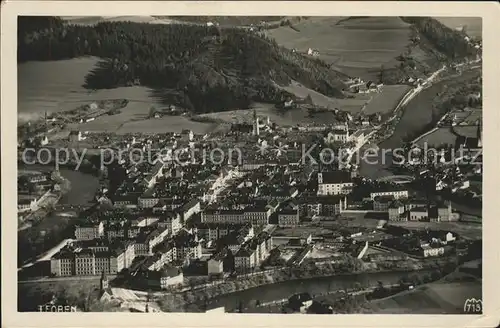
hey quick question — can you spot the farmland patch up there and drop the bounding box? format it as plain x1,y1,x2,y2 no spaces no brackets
363,85,411,115
415,127,457,147
267,17,414,81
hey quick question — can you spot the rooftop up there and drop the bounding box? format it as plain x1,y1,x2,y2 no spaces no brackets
374,195,395,203
319,171,352,184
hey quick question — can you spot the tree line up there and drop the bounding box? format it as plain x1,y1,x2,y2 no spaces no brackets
18,16,346,113
400,17,479,60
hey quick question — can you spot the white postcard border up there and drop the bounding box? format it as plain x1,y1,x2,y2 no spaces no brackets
2,1,500,327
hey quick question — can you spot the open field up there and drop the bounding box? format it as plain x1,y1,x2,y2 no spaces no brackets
60,16,177,26
157,16,285,27
453,125,480,138
18,57,216,134
319,214,386,230
18,57,168,120
389,221,482,240
199,103,340,127
363,279,481,314
435,17,482,39
113,116,217,135
352,231,392,243
273,226,333,238
463,108,482,125
199,84,374,128
307,247,339,259
281,81,371,113
267,17,413,81
363,246,390,256
415,127,457,147
279,249,298,262
199,79,375,127
18,57,102,121
363,85,411,115
65,97,216,135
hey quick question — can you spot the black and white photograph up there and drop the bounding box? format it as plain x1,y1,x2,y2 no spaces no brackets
5,2,496,321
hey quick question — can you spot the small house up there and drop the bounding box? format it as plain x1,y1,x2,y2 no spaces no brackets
288,293,313,313
68,131,85,142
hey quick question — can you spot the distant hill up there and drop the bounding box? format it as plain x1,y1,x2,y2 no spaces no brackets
267,16,480,84
18,16,348,114
158,16,286,26
18,16,479,114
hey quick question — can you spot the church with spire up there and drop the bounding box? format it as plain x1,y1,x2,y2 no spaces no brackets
99,270,113,302
252,109,260,136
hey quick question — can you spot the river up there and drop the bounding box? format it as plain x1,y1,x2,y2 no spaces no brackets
18,164,100,205
207,270,432,311
358,69,480,180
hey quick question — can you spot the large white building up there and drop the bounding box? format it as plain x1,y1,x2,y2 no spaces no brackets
75,222,104,240
317,171,354,196
370,189,408,200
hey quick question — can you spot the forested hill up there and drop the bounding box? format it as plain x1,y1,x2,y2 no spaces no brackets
400,17,479,60
18,16,348,114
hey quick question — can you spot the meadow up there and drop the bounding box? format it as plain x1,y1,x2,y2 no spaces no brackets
363,85,411,115
453,125,480,138
198,103,328,127
415,127,457,147
390,221,482,240
18,57,346,132
18,57,214,134
363,269,481,314
267,17,414,81
18,57,101,121
282,81,371,113
60,16,177,26
364,281,481,314
463,108,482,125
199,79,400,127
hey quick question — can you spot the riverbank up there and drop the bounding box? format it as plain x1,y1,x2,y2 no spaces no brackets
155,254,457,312
345,66,445,168
18,165,100,266
361,268,481,314
358,64,481,180
18,170,71,231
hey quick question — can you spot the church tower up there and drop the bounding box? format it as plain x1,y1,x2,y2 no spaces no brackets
100,270,109,291
477,120,482,148
252,110,260,136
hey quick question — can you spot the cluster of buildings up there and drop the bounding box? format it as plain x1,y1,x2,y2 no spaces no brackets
386,198,453,222
206,231,273,274
50,215,200,289
381,227,457,258
406,123,482,201
322,122,367,150
38,94,473,291
17,171,54,213
345,77,384,94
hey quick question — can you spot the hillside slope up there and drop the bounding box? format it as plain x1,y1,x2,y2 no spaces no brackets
267,16,480,83
18,16,348,114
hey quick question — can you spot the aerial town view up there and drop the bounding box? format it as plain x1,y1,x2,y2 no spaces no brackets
17,15,482,314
